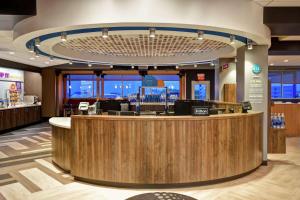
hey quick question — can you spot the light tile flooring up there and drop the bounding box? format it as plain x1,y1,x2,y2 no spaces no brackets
0,123,300,200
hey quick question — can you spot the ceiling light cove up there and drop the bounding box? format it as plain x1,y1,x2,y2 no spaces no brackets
25,26,251,65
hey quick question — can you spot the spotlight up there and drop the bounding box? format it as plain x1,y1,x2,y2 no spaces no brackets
45,61,50,65
194,64,197,68
270,63,274,66
230,35,235,44
61,32,67,42
50,56,54,62
29,57,35,60
35,52,40,58
102,28,109,38
68,60,73,65
284,59,289,63
110,64,113,69
149,28,156,38
9,51,15,55
154,65,157,70
35,38,41,47
28,45,34,53
175,65,179,70
234,57,238,63
247,39,253,50
131,65,135,69
88,62,92,67
197,31,204,40
210,61,215,66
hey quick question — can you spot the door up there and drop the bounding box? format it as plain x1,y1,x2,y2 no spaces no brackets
191,81,210,100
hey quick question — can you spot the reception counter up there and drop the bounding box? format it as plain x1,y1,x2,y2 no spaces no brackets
50,112,263,187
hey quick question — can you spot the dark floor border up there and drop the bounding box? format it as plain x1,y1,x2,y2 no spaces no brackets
0,120,45,135
74,163,262,189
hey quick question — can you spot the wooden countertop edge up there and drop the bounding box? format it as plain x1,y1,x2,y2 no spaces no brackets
71,112,263,120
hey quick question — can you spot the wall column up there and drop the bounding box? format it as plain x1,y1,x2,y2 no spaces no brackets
236,45,269,163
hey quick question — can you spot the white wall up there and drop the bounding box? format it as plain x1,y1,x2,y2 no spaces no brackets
219,63,236,101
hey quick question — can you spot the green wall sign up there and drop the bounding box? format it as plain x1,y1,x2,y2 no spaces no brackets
252,64,262,75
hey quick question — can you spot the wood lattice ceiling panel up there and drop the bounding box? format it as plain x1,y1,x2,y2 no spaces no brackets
58,34,229,57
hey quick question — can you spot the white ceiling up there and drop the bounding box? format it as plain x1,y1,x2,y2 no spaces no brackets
269,55,300,66
0,31,66,67
254,0,300,6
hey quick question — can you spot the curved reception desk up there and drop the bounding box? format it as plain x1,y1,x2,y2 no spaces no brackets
50,112,263,187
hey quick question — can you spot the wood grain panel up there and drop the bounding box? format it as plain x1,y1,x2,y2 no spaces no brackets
268,128,286,153
42,67,57,117
70,113,263,185
51,126,72,171
223,84,236,103
271,104,300,137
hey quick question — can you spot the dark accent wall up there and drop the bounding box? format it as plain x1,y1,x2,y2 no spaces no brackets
185,69,215,100
0,0,36,15
0,58,41,73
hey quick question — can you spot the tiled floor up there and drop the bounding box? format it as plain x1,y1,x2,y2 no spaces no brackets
0,123,300,200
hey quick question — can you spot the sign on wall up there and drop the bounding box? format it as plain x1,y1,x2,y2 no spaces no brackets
252,64,262,75
0,67,24,82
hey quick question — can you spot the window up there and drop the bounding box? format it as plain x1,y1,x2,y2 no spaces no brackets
66,75,97,98
268,71,300,99
104,75,142,98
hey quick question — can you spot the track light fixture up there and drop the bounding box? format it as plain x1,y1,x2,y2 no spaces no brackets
110,64,113,69
210,61,215,66
50,56,54,62
28,45,34,53
194,64,197,68
35,52,40,58
175,65,179,70
230,35,235,44
247,39,253,50
154,65,157,70
197,31,204,40
102,28,109,38
149,28,156,38
234,57,238,63
69,60,73,65
35,38,41,47
61,32,67,42
88,62,92,67
131,65,135,69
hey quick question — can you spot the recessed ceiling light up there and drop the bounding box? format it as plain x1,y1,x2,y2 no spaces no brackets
68,60,73,65
35,52,40,58
197,31,204,40
176,65,179,69
154,65,157,70
284,59,289,63
9,51,15,55
88,62,92,67
102,28,109,38
50,56,54,62
234,57,238,63
110,64,113,69
194,64,197,68
28,45,34,53
149,28,156,38
210,61,215,66
45,61,50,65
29,57,35,60
131,65,135,69
270,63,274,66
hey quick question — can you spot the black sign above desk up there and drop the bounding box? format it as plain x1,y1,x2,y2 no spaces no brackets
192,106,210,116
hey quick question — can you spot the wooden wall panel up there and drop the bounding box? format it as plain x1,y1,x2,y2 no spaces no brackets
268,128,286,153
271,104,300,137
223,83,237,103
42,67,56,117
70,113,263,185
